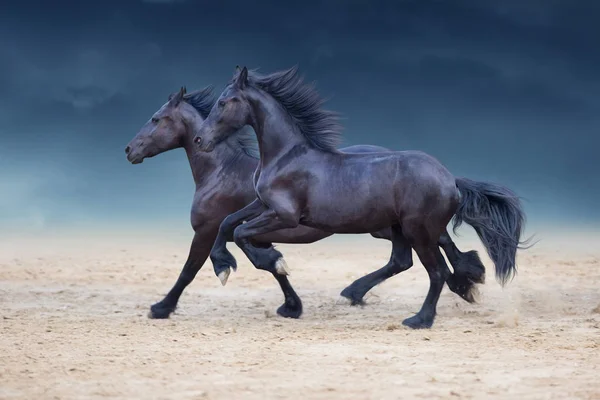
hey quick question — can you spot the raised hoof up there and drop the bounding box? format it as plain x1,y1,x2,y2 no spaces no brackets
447,274,480,304
459,291,475,304
211,249,238,273
275,258,290,275
276,302,303,319
218,268,231,286
460,284,481,304
402,314,434,329
339,287,366,306
148,301,175,319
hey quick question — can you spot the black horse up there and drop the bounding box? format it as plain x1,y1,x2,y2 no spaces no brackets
195,66,529,329
125,85,485,319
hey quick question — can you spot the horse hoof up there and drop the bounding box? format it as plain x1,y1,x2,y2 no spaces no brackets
218,268,231,286
447,274,481,305
402,314,433,329
275,258,290,275
148,302,175,319
276,303,302,319
211,250,238,272
339,287,366,306
464,285,481,304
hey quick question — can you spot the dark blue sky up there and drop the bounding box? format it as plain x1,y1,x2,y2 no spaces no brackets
1,0,598,232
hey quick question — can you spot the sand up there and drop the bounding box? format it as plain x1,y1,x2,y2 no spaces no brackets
0,229,599,399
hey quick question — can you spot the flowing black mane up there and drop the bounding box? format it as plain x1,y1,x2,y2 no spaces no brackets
239,66,343,153
183,86,258,159
183,86,215,119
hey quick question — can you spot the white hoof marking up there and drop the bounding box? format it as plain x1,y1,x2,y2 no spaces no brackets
275,258,290,275
218,268,231,286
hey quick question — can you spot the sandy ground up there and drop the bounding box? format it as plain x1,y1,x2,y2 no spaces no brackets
0,229,599,400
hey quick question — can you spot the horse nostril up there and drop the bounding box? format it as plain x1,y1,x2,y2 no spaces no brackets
125,146,131,154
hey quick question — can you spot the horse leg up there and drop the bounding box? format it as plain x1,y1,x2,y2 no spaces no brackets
340,225,412,305
341,228,484,305
402,235,450,329
210,199,267,285
149,229,215,319
232,207,303,318
438,230,486,303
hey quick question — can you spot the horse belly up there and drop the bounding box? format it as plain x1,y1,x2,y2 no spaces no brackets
255,225,333,244
300,188,396,234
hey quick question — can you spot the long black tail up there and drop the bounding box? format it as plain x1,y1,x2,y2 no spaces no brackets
453,177,532,286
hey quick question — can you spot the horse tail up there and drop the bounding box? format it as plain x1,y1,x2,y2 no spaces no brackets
453,177,533,286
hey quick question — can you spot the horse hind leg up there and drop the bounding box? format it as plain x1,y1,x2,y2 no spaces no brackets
341,227,482,306
438,230,486,303
401,220,451,329
340,225,412,305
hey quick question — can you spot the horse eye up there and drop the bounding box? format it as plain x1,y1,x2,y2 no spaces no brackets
218,100,227,108
151,117,160,123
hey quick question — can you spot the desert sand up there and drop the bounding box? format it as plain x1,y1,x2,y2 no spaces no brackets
0,229,599,399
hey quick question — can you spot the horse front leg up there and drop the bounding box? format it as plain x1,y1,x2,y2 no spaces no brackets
232,207,303,318
149,228,216,319
210,199,267,285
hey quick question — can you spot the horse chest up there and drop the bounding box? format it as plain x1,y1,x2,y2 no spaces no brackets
254,178,270,203
254,173,284,204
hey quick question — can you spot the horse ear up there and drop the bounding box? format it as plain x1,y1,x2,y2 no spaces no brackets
235,66,248,89
232,65,240,79
169,86,186,106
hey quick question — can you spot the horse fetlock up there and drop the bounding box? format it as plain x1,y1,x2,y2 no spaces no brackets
339,286,367,306
251,246,285,274
211,249,238,271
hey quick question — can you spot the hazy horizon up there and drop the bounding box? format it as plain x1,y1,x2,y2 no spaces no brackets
1,0,598,234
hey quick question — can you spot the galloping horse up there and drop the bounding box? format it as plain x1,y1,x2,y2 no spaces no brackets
125,85,485,319
195,66,528,328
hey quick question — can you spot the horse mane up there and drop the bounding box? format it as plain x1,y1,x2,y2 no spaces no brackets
183,86,215,119
182,86,259,159
240,66,343,153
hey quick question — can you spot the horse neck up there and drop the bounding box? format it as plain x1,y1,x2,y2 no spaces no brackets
180,131,215,185
248,91,307,166
181,125,257,187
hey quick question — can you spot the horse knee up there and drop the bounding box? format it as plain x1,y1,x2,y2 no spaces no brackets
221,214,239,233
233,226,245,247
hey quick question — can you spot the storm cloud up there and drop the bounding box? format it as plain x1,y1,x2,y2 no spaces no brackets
1,0,598,232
